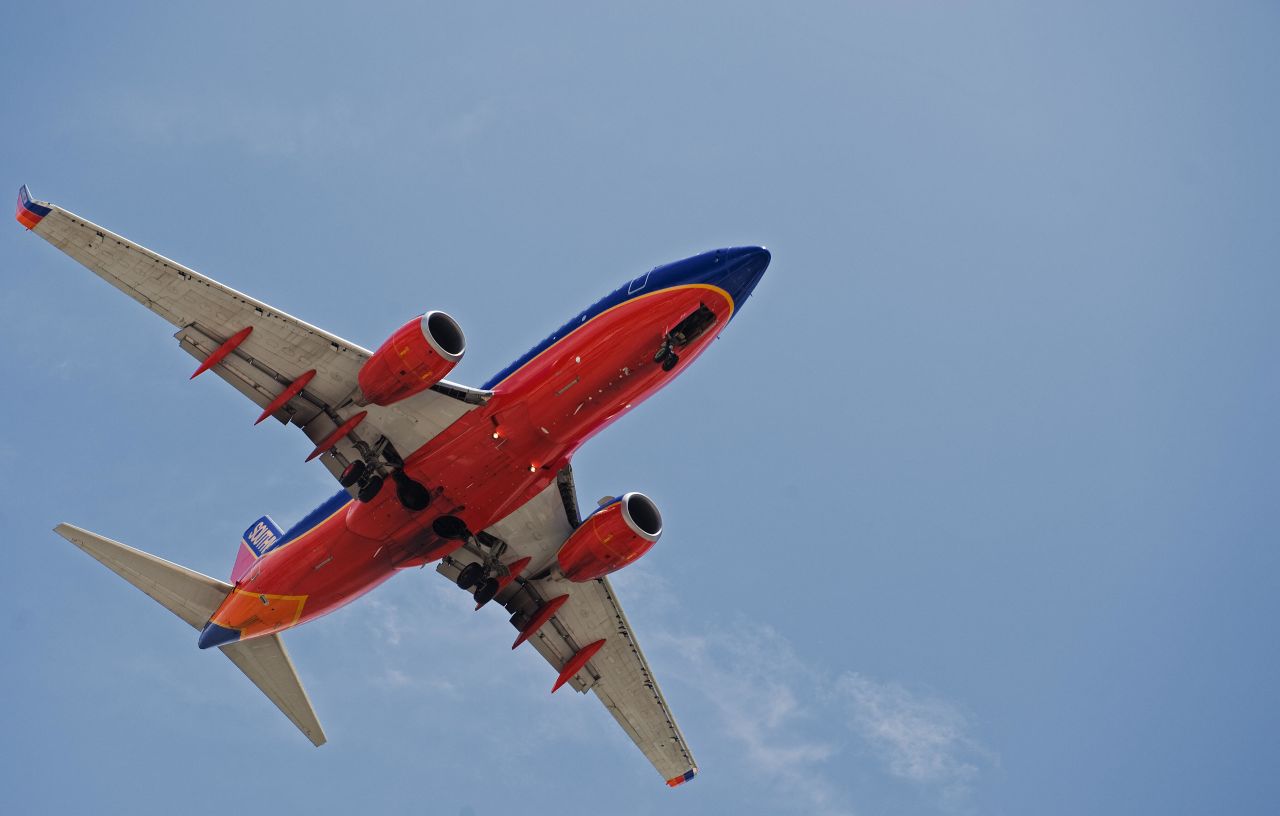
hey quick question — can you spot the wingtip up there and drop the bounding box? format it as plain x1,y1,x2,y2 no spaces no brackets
16,184,51,229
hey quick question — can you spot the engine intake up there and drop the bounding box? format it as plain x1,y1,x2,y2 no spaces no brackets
557,492,662,582
358,311,465,407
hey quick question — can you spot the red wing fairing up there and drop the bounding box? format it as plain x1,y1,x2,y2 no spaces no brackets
19,185,769,785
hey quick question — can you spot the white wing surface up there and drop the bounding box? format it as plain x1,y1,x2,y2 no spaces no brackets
437,467,699,787
53,523,232,629
221,635,327,746
53,523,326,747
19,186,486,481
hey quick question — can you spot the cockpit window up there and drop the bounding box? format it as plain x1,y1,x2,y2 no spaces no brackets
627,269,652,295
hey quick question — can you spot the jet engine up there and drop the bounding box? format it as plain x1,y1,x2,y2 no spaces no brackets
557,492,662,582
357,312,466,407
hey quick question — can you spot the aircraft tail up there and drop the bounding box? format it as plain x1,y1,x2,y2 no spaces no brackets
230,515,285,583
53,523,327,746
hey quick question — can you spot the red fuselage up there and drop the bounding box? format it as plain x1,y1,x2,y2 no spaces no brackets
206,260,765,642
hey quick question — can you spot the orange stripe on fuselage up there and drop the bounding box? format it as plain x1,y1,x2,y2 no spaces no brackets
210,589,308,638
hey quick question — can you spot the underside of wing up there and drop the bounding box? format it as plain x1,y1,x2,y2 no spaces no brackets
18,186,487,484
436,467,698,786
53,523,233,630
220,634,327,746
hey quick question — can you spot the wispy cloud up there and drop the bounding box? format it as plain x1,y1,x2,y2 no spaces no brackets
658,625,852,816
652,613,995,815
618,567,994,809
834,673,994,805
339,564,993,813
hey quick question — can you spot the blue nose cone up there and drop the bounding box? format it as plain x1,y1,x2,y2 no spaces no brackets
198,621,241,650
714,246,771,311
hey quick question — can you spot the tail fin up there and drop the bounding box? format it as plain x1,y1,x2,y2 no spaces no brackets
53,523,326,746
230,515,285,583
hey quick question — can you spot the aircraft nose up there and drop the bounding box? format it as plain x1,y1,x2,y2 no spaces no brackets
717,246,771,311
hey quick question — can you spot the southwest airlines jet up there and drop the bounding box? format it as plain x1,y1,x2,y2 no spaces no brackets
15,185,769,787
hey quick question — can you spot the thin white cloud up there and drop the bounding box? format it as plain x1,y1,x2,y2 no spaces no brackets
834,672,994,805
365,597,408,647
334,563,992,813
655,621,995,815
658,626,852,816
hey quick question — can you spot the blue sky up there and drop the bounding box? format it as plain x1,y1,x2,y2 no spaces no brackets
3,2,1278,814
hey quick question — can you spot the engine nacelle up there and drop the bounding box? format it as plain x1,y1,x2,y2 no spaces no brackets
557,492,662,582
357,311,466,407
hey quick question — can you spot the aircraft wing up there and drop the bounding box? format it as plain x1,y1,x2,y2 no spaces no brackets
16,186,487,480
437,467,699,787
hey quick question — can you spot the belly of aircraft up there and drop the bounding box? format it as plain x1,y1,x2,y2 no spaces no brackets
215,285,733,638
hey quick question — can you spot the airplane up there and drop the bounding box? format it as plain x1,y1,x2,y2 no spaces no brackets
14,184,770,787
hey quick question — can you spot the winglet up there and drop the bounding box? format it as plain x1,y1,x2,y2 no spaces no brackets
16,185,51,230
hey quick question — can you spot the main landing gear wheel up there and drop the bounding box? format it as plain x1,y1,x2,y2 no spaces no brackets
392,470,431,511
661,352,679,371
339,459,367,488
456,561,485,590
474,577,500,607
356,474,384,503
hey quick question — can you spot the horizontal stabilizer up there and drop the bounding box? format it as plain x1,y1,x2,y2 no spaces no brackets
54,523,231,629
54,523,325,746
221,635,327,746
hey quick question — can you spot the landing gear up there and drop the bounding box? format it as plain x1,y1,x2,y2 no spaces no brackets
392,470,431,511
439,519,513,609
339,459,367,487
456,561,485,590
654,343,681,371
654,304,715,372
357,474,384,503
380,440,405,469
341,438,423,507
344,455,430,511
473,577,500,607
